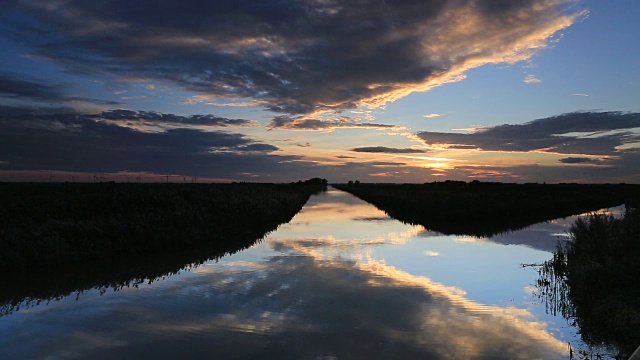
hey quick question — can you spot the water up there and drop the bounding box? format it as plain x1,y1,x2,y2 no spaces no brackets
0,188,617,359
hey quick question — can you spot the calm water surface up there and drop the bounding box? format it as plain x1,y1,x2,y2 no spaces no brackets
0,188,615,359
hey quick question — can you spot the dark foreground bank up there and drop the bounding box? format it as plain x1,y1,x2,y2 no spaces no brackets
333,181,640,237
538,209,640,357
0,179,326,313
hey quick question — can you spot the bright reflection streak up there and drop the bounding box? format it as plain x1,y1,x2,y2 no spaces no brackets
261,189,571,358
264,234,567,358
0,188,581,359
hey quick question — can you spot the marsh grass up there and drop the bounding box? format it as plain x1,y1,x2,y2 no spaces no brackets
0,179,326,314
537,208,640,357
333,181,638,237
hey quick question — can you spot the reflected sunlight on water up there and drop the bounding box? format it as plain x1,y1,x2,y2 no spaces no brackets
0,187,616,359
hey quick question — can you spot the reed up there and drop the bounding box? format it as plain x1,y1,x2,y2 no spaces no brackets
0,179,326,274
537,208,640,356
333,181,638,237
0,179,327,315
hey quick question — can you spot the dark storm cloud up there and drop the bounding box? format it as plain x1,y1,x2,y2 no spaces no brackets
351,146,428,154
0,72,68,102
559,157,597,164
0,0,580,117
366,161,408,166
97,109,258,127
0,72,122,106
268,116,402,130
0,106,301,179
416,112,640,155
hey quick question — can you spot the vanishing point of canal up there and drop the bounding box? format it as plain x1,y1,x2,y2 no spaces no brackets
1,187,612,359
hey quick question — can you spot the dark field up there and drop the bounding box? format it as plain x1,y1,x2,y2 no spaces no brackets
333,181,640,237
0,179,326,314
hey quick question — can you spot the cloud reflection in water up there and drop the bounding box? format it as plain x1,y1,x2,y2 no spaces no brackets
0,189,570,359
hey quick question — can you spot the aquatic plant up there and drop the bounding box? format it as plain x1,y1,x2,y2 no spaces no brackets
537,208,640,357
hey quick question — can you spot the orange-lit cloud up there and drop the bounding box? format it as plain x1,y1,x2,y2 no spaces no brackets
3,0,584,120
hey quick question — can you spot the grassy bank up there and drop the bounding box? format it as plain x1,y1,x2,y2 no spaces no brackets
538,209,640,356
0,179,325,314
333,181,638,237
1,180,325,271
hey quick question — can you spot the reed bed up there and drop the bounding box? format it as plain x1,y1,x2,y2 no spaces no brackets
538,208,640,356
333,181,638,237
0,179,326,314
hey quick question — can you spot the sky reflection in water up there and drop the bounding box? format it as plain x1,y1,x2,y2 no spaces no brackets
1,188,610,359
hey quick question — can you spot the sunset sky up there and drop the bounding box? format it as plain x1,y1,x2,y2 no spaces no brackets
1,0,639,183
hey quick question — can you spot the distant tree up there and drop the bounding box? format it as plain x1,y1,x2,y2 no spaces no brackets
348,180,353,186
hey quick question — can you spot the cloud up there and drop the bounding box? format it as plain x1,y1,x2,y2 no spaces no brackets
559,157,597,164
16,197,566,360
96,109,258,127
12,250,566,359
486,218,578,252
0,106,305,180
415,111,640,155
573,93,590,97
423,113,442,118
439,155,640,183
523,74,542,84
411,112,640,182
268,116,403,131
351,146,428,154
0,72,69,102
1,0,584,119
233,143,280,153
0,72,123,106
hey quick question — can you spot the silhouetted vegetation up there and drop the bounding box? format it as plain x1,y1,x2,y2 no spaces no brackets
333,181,639,237
0,179,326,315
536,208,640,358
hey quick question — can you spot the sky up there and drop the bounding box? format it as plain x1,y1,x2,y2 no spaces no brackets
1,0,639,183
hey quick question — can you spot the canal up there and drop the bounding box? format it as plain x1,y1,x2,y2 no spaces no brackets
0,187,612,359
